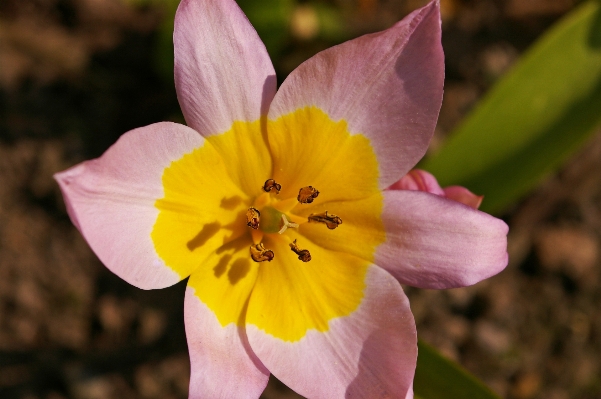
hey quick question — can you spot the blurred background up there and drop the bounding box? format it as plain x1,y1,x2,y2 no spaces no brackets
1,0,600,398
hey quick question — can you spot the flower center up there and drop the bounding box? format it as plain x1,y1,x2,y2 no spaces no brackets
259,206,284,234
247,179,342,263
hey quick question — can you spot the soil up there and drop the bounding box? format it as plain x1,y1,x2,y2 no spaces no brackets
1,0,599,398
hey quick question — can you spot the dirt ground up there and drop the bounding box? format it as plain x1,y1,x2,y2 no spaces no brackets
1,0,600,398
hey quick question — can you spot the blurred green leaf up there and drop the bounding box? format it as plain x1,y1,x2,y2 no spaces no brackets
154,0,180,81
422,0,601,214
414,340,501,399
312,3,348,42
237,0,295,56
152,0,294,82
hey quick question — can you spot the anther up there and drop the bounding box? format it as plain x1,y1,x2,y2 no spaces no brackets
278,214,299,234
308,211,342,230
297,186,319,204
250,243,274,262
289,239,311,262
246,207,260,229
263,179,282,194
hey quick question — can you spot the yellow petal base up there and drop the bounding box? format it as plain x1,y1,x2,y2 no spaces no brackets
152,107,384,342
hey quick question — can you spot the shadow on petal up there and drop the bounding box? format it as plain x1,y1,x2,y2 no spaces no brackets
261,75,277,117
213,254,232,277
220,195,244,210
187,222,221,251
229,257,251,285
216,235,250,255
345,329,416,398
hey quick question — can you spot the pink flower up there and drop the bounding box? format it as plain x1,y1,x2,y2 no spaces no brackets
54,0,508,397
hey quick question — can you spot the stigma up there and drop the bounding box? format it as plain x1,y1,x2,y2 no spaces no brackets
278,214,299,234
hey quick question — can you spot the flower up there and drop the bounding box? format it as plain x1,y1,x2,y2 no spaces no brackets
54,0,508,397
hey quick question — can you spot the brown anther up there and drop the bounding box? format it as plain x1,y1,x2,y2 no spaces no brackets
246,207,261,229
308,211,342,230
263,179,282,194
250,243,274,262
289,239,311,262
297,186,319,204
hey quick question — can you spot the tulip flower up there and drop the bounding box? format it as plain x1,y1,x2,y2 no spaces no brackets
55,0,508,397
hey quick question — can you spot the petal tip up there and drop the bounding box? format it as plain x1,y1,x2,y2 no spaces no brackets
54,163,87,232
378,190,509,289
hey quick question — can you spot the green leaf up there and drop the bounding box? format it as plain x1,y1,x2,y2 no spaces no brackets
422,0,601,214
154,0,180,82
152,0,295,81
236,0,295,57
312,3,348,42
414,340,501,399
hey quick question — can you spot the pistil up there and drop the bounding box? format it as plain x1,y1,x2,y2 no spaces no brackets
259,206,286,234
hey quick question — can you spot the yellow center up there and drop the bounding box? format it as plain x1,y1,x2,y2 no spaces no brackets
151,106,385,341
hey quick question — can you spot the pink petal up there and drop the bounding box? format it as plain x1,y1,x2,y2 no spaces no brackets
246,266,416,398
185,286,269,399
268,0,444,189
174,0,276,135
406,384,414,399
54,122,203,289
388,169,483,209
443,186,484,209
376,190,508,289
388,169,445,196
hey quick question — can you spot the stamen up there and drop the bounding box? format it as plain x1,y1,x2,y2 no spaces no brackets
263,179,282,194
250,243,274,262
308,211,342,230
297,186,319,204
246,207,261,229
289,239,311,262
278,214,299,234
